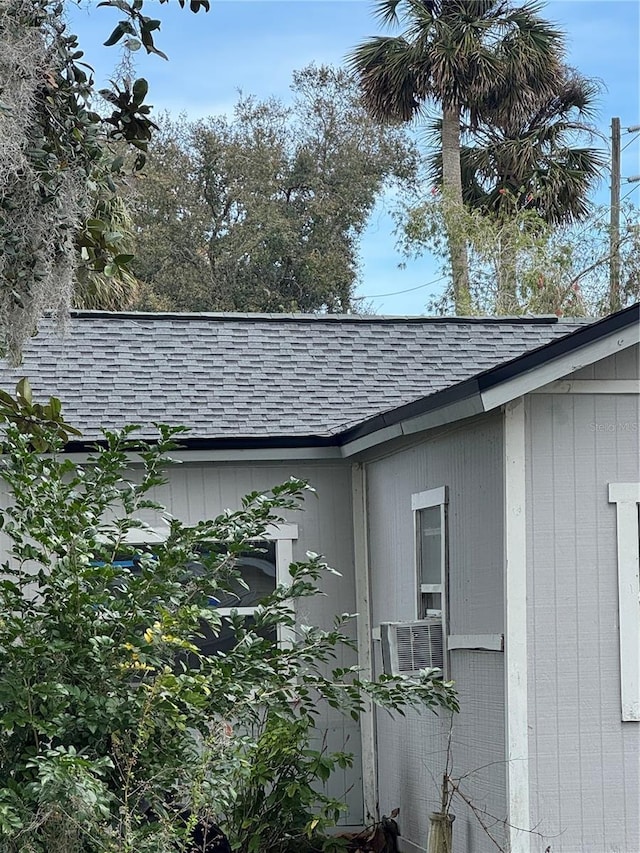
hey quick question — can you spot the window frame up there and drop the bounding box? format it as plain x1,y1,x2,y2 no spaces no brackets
214,523,298,648
411,486,449,672
116,521,299,648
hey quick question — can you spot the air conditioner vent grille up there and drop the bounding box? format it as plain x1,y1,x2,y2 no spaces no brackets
380,619,444,677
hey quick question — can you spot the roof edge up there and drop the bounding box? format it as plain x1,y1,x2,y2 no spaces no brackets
476,301,639,394
57,303,638,456
61,309,571,326
338,302,639,453
64,434,340,453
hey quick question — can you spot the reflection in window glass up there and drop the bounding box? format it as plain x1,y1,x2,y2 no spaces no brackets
214,542,277,609
418,506,441,586
198,618,277,656
199,541,278,656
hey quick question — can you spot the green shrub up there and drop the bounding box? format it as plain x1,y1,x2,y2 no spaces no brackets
0,387,457,852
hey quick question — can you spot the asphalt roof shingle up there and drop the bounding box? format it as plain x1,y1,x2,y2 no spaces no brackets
0,312,590,441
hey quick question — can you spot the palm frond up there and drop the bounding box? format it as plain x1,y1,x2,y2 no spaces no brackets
373,0,404,28
427,61,605,226
347,36,424,122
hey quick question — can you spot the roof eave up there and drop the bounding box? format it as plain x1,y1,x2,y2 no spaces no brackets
338,303,640,457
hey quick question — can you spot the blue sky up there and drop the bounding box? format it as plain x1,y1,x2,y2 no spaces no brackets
69,0,640,314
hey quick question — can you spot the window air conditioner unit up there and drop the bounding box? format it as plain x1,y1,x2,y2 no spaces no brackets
380,618,444,678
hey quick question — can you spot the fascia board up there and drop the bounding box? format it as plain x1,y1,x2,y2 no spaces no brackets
339,395,483,457
399,395,484,436
339,423,404,457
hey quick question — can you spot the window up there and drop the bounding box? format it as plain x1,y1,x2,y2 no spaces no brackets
199,540,278,656
102,522,298,655
412,486,448,621
608,483,640,722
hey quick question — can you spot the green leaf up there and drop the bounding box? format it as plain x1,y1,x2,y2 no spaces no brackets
16,378,32,406
132,78,149,108
103,24,125,47
47,397,62,419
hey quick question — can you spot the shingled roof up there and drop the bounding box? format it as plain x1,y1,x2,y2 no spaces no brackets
0,311,597,444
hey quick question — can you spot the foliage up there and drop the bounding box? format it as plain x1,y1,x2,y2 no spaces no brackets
0,0,208,361
227,715,352,853
129,65,417,313
420,65,605,312
402,191,640,316
347,0,566,312
347,0,564,127
0,377,81,451
0,389,457,853
448,68,605,227
74,178,140,310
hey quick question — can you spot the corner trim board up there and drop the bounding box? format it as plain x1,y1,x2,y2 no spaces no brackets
352,462,378,820
504,397,531,853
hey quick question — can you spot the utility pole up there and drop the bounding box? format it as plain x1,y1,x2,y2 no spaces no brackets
610,117,621,314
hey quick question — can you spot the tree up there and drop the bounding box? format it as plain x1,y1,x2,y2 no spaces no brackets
0,0,209,362
425,67,605,311
348,0,565,313
129,65,417,313
0,385,457,853
401,194,640,316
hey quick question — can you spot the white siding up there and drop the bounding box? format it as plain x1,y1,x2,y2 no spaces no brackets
526,386,640,852
363,414,507,852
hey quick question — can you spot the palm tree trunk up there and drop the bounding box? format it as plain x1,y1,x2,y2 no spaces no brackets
441,104,471,314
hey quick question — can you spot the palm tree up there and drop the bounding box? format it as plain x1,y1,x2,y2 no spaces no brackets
348,0,565,313
74,193,140,311
427,68,606,310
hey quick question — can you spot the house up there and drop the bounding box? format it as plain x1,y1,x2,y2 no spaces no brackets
0,303,638,853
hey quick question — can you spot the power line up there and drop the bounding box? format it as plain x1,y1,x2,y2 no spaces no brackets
367,275,447,299
620,184,640,205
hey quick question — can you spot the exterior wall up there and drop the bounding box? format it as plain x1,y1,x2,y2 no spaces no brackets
68,457,361,823
362,413,507,853
525,372,640,851
148,460,355,646
147,459,363,823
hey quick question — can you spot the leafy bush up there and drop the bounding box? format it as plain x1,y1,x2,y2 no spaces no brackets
0,390,457,852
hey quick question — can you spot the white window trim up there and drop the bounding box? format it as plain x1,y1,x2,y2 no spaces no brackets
412,486,449,674
608,483,640,722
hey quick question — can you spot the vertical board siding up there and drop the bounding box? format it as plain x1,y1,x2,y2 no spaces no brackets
365,414,506,853
526,390,640,853
146,460,364,823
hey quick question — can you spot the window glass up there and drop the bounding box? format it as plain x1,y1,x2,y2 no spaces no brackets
98,541,279,655
418,506,442,586
199,541,278,656
213,542,277,609
198,618,277,656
